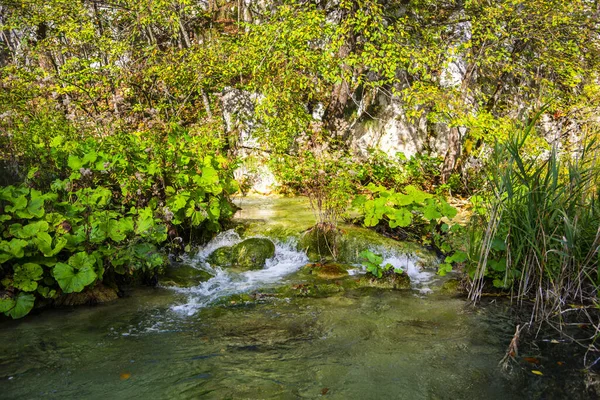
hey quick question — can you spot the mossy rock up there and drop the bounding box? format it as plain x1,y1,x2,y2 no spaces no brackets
357,272,411,290
53,284,119,307
207,246,233,267
276,282,345,298
439,278,461,294
160,264,214,287
338,225,437,264
231,238,276,271
302,263,349,280
298,224,342,262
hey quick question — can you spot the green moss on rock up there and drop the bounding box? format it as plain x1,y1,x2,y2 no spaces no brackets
207,246,233,267
160,264,214,287
302,263,349,280
439,278,461,294
231,238,276,271
357,272,411,290
297,224,342,262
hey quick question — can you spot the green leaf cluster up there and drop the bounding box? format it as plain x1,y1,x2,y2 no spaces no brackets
359,249,403,279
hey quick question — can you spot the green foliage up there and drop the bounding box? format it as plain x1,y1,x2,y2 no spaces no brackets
359,249,402,279
467,114,600,323
0,125,238,318
353,184,465,274
353,184,457,229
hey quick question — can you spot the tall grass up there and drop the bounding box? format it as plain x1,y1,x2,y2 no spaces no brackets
468,113,600,326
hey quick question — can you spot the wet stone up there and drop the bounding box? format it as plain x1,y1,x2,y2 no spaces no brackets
207,246,233,267
302,263,349,280
357,272,411,290
159,264,214,287
230,238,276,271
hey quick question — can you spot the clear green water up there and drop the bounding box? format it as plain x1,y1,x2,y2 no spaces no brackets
0,196,592,399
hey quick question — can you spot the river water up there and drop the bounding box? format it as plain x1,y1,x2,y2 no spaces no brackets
0,197,593,399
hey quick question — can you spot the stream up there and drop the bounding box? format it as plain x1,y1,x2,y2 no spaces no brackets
0,197,594,399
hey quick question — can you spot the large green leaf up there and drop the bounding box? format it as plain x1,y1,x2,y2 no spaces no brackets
0,296,15,313
5,195,27,212
169,192,190,212
389,208,412,228
5,293,35,319
198,165,222,194
422,200,442,220
13,263,44,292
0,238,29,258
26,191,46,218
103,218,133,242
439,200,457,219
132,242,164,269
68,154,84,170
135,207,155,235
34,232,67,257
404,185,432,203
53,262,97,293
10,221,49,238
53,252,97,293
69,251,96,269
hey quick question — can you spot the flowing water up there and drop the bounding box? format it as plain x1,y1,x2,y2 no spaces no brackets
0,197,594,399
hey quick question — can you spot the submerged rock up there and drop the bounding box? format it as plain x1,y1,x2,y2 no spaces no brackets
231,237,276,271
277,281,346,298
302,263,349,280
439,278,461,294
53,284,119,306
160,264,213,287
357,272,411,290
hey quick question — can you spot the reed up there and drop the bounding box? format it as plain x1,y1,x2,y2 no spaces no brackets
468,112,600,326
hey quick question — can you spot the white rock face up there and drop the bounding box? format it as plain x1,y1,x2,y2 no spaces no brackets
352,93,449,159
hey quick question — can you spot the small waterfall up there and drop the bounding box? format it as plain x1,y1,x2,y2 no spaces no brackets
169,230,308,316
378,252,436,294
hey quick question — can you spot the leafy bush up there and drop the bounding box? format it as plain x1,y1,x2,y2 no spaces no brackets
0,120,238,318
0,185,167,318
353,184,466,274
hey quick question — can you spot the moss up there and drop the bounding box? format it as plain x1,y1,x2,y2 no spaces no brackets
357,272,411,290
207,246,233,267
159,264,214,287
439,278,461,294
302,263,349,280
276,281,346,298
231,238,276,271
338,225,436,264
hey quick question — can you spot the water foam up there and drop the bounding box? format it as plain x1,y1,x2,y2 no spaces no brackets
169,230,308,316
167,229,438,316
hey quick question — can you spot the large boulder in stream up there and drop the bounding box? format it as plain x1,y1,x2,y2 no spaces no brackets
231,238,276,271
160,264,213,287
207,246,233,267
206,238,276,271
